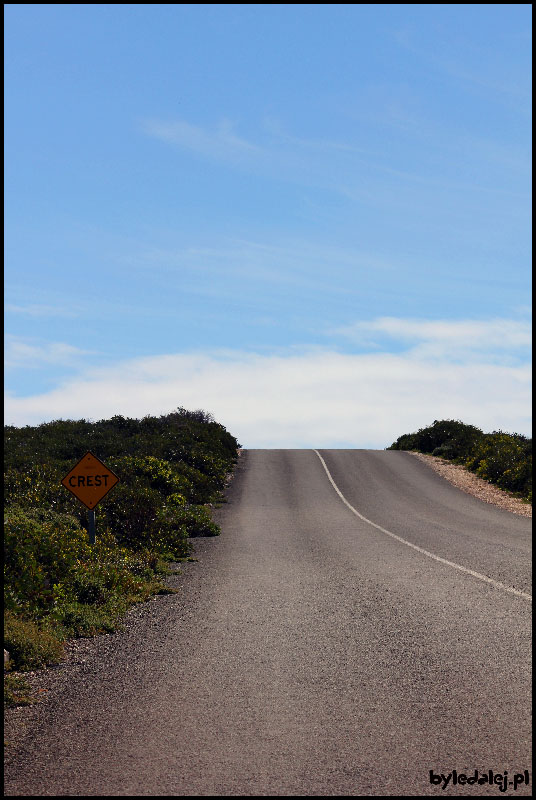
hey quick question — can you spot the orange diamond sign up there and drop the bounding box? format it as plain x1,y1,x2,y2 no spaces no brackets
61,452,119,509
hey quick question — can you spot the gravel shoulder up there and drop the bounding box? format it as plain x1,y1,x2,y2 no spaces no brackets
409,451,532,518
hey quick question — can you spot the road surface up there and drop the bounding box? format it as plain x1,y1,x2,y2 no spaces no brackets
4,450,532,796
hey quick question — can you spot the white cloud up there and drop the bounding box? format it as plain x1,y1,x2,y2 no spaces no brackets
4,346,532,447
4,336,94,369
332,317,532,362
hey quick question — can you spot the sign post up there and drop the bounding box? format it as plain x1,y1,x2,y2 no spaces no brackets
61,452,119,543
88,510,96,545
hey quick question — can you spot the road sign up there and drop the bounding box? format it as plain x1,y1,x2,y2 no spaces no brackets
61,451,119,510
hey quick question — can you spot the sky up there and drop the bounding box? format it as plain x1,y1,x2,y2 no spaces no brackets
4,4,532,447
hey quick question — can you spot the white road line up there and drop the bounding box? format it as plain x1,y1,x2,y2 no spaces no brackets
313,449,532,602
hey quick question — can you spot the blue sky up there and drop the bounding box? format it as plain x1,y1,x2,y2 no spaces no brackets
4,4,532,446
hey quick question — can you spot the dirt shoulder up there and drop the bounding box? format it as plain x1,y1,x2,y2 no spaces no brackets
410,451,532,518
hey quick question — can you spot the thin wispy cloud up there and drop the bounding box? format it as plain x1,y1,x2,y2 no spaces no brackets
390,21,531,110
142,115,416,197
124,237,397,290
333,317,532,360
261,115,381,157
142,118,263,163
334,317,532,350
5,303,80,318
4,335,95,369
142,113,529,214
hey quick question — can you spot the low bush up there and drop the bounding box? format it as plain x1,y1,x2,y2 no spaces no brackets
388,419,484,459
4,612,64,671
51,601,118,639
4,506,92,614
465,432,532,499
4,674,35,708
388,420,531,502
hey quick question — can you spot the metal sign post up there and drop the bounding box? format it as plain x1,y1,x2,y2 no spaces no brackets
88,509,96,545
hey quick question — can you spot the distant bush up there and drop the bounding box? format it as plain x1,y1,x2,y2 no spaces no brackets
4,407,239,473
388,419,531,502
388,419,484,459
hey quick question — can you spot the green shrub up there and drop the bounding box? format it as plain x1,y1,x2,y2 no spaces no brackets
71,573,109,605
52,601,117,638
4,674,34,707
98,482,191,556
466,432,532,497
4,463,81,516
4,611,64,671
388,419,483,458
4,506,91,613
169,504,220,537
106,455,190,498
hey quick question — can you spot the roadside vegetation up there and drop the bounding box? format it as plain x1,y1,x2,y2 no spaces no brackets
387,419,532,503
4,408,239,706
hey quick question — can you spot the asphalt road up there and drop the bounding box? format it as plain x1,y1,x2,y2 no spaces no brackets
4,450,532,796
